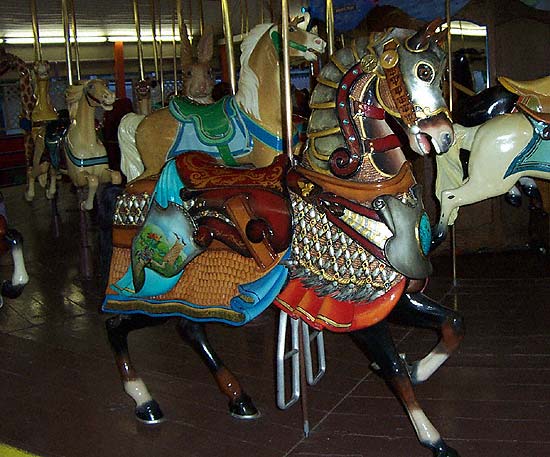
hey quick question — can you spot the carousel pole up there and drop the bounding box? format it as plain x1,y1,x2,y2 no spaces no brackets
69,0,81,81
281,0,309,437
61,0,74,85
172,6,179,95
149,0,160,84
325,0,335,57
220,0,237,95
30,0,43,62
445,0,458,290
157,0,165,105
133,0,145,81
198,0,205,36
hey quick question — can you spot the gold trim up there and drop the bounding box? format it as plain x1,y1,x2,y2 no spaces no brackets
308,126,341,139
351,39,360,62
316,76,339,89
330,54,348,74
296,306,316,322
375,78,401,119
274,297,294,313
104,299,245,322
368,152,396,179
309,101,336,110
316,314,351,328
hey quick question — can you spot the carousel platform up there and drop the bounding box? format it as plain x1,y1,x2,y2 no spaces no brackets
0,183,549,457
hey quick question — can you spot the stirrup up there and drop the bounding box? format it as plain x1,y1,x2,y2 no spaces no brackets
276,310,326,410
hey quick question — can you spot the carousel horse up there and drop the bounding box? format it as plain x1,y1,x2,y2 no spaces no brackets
25,60,61,202
0,193,28,308
103,20,463,457
119,17,326,182
63,79,122,210
118,23,216,181
432,75,550,246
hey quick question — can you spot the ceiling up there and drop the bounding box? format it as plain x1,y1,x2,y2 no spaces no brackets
0,0,310,43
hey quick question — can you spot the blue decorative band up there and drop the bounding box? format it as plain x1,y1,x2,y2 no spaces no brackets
238,106,298,152
65,144,109,168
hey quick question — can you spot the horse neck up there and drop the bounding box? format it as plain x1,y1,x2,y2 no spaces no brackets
33,78,57,121
137,96,152,115
70,96,97,145
237,28,282,134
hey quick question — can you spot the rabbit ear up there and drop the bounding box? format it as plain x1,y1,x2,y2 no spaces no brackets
197,25,214,64
180,22,194,69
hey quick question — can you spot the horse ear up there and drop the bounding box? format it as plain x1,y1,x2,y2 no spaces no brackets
197,25,214,64
180,22,194,69
407,18,445,51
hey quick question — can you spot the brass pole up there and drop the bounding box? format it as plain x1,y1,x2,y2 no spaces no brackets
172,7,179,95
69,0,81,80
221,0,236,95
133,0,145,80
244,0,249,33
199,0,205,36
157,0,165,104
281,0,293,162
325,0,335,56
30,0,42,62
150,0,160,82
61,0,73,85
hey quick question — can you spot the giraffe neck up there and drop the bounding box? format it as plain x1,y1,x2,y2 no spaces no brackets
33,79,57,122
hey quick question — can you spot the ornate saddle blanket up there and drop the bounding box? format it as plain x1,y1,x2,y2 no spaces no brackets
167,96,252,166
504,116,550,178
499,75,550,123
102,152,292,326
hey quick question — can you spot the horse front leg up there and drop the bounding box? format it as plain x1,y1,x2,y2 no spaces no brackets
389,292,464,384
45,165,58,200
352,321,459,457
105,314,168,423
81,173,99,211
177,319,259,419
100,168,123,186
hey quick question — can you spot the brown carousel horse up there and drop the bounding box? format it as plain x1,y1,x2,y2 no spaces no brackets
103,20,462,457
118,17,327,181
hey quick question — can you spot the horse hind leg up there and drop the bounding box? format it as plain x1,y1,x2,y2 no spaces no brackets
45,166,57,199
177,319,259,419
105,314,168,424
389,292,465,384
352,321,460,457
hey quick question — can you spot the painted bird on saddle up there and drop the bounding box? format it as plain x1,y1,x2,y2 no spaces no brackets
104,19,465,457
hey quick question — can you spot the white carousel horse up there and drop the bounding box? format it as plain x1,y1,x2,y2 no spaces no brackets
119,23,215,181
119,17,326,182
433,75,550,245
64,79,122,210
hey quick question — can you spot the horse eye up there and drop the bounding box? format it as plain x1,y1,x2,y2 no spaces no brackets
417,63,434,83
289,26,296,33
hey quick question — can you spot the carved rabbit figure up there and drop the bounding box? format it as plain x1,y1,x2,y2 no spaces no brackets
181,23,215,104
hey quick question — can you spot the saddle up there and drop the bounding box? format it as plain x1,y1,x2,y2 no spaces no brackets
499,75,550,123
176,152,292,270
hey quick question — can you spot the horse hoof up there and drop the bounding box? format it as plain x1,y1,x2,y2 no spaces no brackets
431,440,460,457
24,192,34,202
135,400,165,424
229,393,260,420
504,192,522,208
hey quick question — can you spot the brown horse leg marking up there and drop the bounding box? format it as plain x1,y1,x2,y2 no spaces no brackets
177,319,259,419
389,292,465,384
106,314,167,424
352,322,459,457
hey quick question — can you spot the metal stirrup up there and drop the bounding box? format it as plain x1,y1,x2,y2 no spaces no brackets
276,310,326,410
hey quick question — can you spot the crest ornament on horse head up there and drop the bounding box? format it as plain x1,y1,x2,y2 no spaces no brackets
104,20,464,457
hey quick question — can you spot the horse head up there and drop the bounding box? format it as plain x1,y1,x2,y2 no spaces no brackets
372,20,454,156
287,15,326,63
82,79,115,111
33,60,52,80
180,23,215,104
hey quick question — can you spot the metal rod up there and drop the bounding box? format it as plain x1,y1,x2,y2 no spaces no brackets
199,0,205,36
61,0,73,85
298,316,310,437
325,0,335,56
172,7,179,95
133,0,145,80
244,0,249,33
150,0,160,81
221,0,236,95
281,0,294,162
445,0,457,287
69,0,81,80
157,0,164,104
30,0,42,62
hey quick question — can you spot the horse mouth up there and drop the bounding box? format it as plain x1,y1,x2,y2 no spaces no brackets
414,132,440,156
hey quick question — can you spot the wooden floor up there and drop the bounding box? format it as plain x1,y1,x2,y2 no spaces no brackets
1,183,549,457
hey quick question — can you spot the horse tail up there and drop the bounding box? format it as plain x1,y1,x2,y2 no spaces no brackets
119,113,146,182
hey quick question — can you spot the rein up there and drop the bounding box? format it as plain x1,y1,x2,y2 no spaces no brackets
84,85,105,108
270,29,309,54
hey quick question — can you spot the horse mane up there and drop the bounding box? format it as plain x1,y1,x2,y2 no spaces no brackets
234,23,274,120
